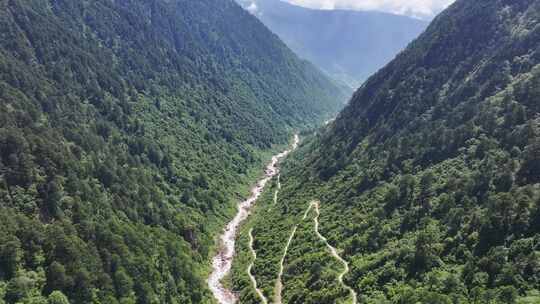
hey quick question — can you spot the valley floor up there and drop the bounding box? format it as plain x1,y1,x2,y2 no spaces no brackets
209,135,299,304
230,172,354,304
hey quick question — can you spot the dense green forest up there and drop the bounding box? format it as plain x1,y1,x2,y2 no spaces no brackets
233,0,540,303
0,0,347,303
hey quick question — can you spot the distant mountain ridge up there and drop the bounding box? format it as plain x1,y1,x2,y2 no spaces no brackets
238,0,427,87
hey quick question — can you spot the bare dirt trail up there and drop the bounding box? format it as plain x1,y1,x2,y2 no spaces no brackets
247,229,269,304
268,174,280,213
273,201,315,304
311,201,358,304
273,175,281,204
274,201,358,304
273,225,297,304
208,135,299,304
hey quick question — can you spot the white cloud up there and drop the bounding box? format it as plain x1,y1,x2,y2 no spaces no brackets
283,0,455,19
239,0,263,15
246,2,259,14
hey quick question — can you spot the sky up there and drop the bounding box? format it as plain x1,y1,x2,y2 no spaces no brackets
281,0,455,19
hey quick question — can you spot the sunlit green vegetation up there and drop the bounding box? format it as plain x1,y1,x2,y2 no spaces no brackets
0,0,347,303
233,1,540,303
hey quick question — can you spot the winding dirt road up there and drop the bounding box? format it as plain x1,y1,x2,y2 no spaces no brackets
248,229,269,304
273,201,315,304
273,225,297,304
273,175,281,204
274,201,357,304
208,135,299,304
311,201,357,304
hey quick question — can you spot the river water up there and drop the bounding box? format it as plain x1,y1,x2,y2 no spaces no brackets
208,135,299,304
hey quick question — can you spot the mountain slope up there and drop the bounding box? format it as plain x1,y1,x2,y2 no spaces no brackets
232,0,540,303
238,0,427,87
0,0,347,303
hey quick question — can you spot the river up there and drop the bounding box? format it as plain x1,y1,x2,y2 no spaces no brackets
208,134,300,304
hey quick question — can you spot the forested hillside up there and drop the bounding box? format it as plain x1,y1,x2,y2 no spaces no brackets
0,0,347,303
237,0,427,87
233,0,540,303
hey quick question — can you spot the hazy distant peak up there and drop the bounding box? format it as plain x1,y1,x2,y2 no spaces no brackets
242,0,454,20
290,0,454,20
237,0,427,88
